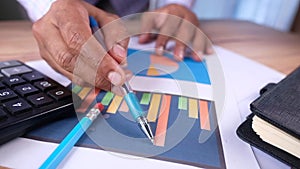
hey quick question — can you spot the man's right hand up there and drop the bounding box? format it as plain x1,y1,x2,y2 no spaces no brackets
32,0,129,92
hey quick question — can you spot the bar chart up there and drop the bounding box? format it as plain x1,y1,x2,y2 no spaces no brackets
72,84,213,147
26,48,226,168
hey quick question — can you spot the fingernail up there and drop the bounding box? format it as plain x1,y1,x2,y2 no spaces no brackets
113,44,126,58
178,50,184,60
156,46,164,55
197,51,204,60
139,34,147,41
112,86,125,96
108,71,122,86
207,47,214,54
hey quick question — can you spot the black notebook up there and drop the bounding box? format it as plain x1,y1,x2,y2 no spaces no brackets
237,66,300,168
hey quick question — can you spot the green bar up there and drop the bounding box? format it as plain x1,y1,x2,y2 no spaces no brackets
72,85,82,94
178,96,188,110
140,93,151,105
101,92,115,106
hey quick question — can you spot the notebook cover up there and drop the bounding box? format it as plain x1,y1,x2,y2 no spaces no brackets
236,114,300,168
250,66,300,139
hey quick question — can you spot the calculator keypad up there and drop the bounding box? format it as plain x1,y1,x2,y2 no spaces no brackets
34,80,57,91
48,88,71,101
1,65,32,77
3,76,26,87
27,93,54,107
22,72,44,82
0,60,74,145
14,84,39,96
0,108,7,121
3,98,32,115
0,89,18,102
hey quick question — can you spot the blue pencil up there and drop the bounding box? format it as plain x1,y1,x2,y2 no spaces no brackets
40,103,104,169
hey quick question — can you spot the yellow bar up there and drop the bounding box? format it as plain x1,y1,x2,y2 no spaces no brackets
188,98,198,119
147,94,162,122
106,95,123,114
147,65,160,76
78,87,91,100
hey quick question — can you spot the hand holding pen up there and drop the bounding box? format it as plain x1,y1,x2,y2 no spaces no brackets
32,0,129,91
90,16,154,143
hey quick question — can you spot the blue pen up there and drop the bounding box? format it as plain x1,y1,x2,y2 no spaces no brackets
40,104,104,169
89,16,154,143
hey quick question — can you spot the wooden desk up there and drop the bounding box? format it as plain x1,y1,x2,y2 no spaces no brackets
0,20,299,74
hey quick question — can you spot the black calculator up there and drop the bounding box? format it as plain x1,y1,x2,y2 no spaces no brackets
0,60,75,145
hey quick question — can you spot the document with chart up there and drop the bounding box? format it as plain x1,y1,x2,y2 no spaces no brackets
24,43,259,169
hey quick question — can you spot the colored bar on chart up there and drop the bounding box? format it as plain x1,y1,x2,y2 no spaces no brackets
72,85,82,94
76,88,100,113
178,96,188,110
147,94,162,122
101,92,114,106
155,95,171,147
140,93,151,105
188,98,198,119
119,100,129,112
199,100,210,130
78,87,91,100
147,65,160,76
106,95,123,114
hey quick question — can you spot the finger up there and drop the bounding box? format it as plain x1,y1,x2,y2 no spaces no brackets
75,37,126,89
93,13,129,65
156,15,183,55
173,19,196,61
139,12,156,43
155,35,169,55
139,33,155,44
191,29,207,61
173,41,185,61
205,38,214,54
32,21,77,73
51,9,92,59
97,52,126,87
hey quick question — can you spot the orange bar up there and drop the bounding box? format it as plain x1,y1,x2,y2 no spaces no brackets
119,100,129,112
154,95,171,147
77,88,100,113
199,100,211,130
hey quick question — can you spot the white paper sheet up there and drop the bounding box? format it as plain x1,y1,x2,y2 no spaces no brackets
0,37,288,169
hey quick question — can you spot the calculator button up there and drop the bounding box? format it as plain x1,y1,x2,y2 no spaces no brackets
0,82,5,89
27,93,53,107
34,80,57,91
14,84,39,97
3,98,32,115
22,72,44,82
48,88,71,101
0,108,8,121
1,65,32,77
0,60,22,69
3,76,26,87
0,89,17,102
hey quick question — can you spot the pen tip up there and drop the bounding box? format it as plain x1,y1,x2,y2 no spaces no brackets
150,138,154,144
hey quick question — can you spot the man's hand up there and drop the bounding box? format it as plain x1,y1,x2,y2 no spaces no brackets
32,0,129,91
139,4,212,61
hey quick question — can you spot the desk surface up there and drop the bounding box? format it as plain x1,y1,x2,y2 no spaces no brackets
0,20,296,169
0,20,299,74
